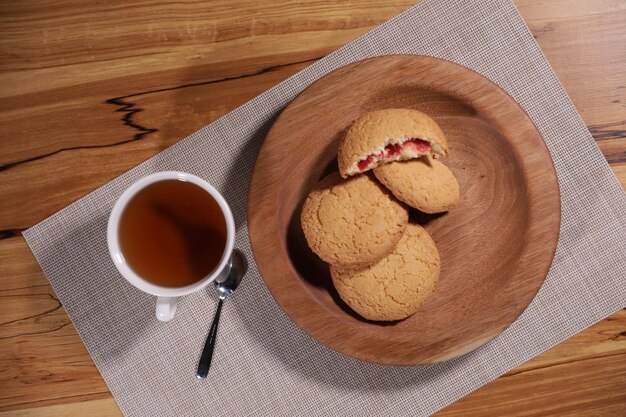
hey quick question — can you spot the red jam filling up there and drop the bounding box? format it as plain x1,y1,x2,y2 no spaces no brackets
357,138,431,172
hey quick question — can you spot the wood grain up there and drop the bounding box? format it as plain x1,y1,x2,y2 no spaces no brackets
0,0,624,415
249,55,561,365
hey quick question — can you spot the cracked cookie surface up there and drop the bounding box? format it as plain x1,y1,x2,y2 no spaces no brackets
374,156,460,214
331,223,440,321
338,108,449,177
301,172,408,268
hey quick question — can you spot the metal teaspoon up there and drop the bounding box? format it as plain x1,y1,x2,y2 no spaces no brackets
196,252,245,379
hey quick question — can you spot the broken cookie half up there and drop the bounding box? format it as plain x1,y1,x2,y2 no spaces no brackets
338,108,449,178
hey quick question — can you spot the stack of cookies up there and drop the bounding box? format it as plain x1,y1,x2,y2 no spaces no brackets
301,109,459,322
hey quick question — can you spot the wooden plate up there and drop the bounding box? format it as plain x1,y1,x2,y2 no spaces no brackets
248,55,560,365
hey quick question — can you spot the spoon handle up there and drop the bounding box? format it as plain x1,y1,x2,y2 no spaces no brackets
196,298,224,379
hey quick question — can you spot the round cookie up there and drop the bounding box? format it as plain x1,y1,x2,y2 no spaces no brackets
301,172,408,268
338,108,449,177
374,156,460,214
331,223,440,321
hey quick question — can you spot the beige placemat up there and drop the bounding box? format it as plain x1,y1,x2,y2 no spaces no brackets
24,0,626,416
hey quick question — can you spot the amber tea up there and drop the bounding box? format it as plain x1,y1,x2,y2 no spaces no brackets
118,179,227,288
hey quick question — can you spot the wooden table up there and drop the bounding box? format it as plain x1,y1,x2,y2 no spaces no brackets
0,1,624,415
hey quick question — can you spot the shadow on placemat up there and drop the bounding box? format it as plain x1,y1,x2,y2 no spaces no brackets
55,213,156,362
222,114,280,230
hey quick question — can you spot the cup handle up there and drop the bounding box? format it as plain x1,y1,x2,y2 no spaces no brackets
156,296,178,321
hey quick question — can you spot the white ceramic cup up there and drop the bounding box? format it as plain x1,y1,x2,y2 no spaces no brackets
107,171,235,322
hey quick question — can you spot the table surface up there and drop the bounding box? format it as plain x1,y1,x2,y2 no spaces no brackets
0,0,625,416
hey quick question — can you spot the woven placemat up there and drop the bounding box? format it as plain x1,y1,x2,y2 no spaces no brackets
24,0,626,416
